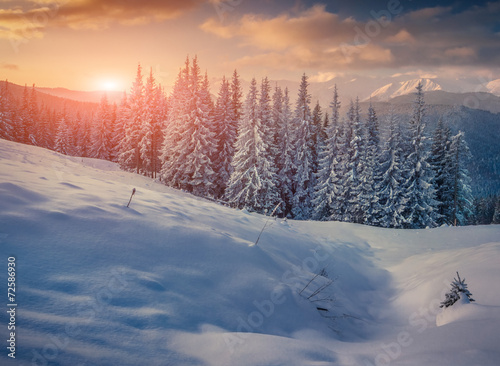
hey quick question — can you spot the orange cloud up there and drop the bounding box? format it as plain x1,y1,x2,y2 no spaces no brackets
386,29,415,44
0,0,204,38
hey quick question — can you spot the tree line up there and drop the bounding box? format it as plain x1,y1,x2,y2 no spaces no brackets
1,56,499,227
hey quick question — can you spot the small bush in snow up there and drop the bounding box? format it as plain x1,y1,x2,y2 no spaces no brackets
440,271,475,308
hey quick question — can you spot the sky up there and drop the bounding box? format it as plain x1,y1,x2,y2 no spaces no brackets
0,0,499,92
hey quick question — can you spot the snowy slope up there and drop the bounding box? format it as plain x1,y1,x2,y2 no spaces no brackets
487,79,500,96
1,139,500,366
365,78,442,102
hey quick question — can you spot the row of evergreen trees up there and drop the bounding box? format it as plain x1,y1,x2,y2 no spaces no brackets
1,57,498,227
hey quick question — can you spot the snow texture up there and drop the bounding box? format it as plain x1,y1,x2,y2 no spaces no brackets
1,138,500,366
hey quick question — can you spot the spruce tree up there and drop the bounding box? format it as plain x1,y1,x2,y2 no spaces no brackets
54,111,72,155
313,85,342,221
119,64,145,174
213,76,238,198
0,80,14,141
161,59,190,188
275,86,296,217
225,77,263,210
256,77,280,212
344,98,365,223
91,93,112,160
440,272,475,308
376,110,408,228
292,74,314,220
402,82,438,228
360,103,381,225
431,119,453,225
448,131,474,226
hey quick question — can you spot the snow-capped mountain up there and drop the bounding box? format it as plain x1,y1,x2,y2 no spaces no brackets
487,79,500,96
365,78,442,102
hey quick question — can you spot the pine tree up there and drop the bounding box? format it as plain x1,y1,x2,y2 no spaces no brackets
448,131,474,226
225,77,264,210
256,77,280,212
119,64,144,174
292,74,314,220
185,70,217,196
376,110,408,228
54,110,72,155
312,85,342,221
29,85,40,145
230,69,243,126
139,69,159,178
402,82,438,228
275,86,296,217
161,57,191,188
213,76,237,198
0,80,14,141
431,119,453,225
440,272,475,308
344,98,365,223
492,196,500,224
19,85,32,144
90,93,112,160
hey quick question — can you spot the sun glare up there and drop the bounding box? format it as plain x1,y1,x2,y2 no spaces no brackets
100,80,118,91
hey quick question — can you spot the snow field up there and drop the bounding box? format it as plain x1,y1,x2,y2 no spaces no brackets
1,138,500,366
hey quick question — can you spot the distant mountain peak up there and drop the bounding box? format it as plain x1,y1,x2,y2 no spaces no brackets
487,79,500,96
365,78,442,102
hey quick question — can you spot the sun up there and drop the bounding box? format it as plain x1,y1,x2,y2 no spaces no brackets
99,80,119,91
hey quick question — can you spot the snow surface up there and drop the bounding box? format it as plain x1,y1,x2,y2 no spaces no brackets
1,138,500,366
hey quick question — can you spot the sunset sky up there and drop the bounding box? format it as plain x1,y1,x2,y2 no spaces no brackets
1,0,499,92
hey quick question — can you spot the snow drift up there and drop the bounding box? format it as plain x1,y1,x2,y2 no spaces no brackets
1,138,500,366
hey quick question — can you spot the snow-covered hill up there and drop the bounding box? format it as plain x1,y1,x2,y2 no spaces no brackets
1,139,500,366
365,78,442,102
487,79,500,96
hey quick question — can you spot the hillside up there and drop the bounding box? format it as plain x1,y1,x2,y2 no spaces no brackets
0,81,98,116
1,139,500,365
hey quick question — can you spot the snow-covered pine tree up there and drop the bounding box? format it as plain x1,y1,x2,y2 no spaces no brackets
440,272,475,308
292,74,314,220
29,85,40,145
311,101,324,187
35,105,50,149
447,131,474,226
112,92,128,161
431,119,453,225
0,80,14,141
344,98,365,223
230,69,243,127
18,85,32,144
119,64,145,174
75,112,91,157
139,69,163,178
90,93,112,160
161,57,191,188
376,110,408,228
213,76,237,198
312,85,342,221
225,77,263,210
402,82,438,228
360,103,381,225
256,77,280,212
184,70,217,197
493,196,500,224
54,110,72,155
275,86,296,217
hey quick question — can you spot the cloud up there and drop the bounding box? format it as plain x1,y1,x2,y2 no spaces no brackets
0,0,204,38
201,2,500,72
385,29,415,44
0,62,19,70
